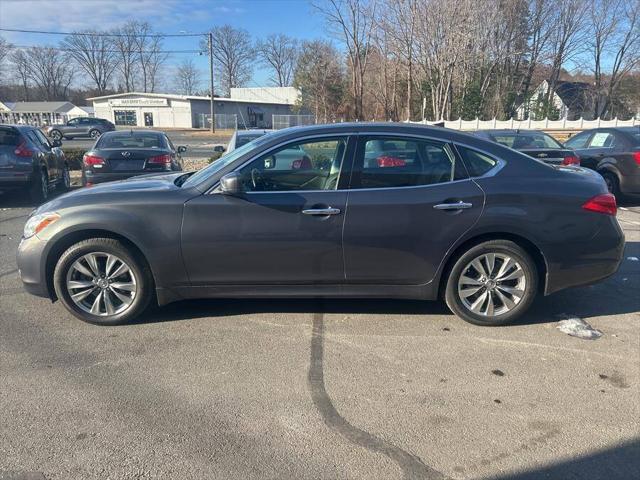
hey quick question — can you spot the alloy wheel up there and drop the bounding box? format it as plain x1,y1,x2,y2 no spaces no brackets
65,252,138,316
41,171,48,200
90,129,101,139
457,253,526,317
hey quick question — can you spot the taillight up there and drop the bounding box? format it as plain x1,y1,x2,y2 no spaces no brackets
633,151,640,166
14,140,33,157
562,155,580,166
147,154,171,165
582,193,617,216
377,156,406,167
83,154,105,166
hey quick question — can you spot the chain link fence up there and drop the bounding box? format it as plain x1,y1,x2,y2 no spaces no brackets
195,113,238,130
272,114,315,130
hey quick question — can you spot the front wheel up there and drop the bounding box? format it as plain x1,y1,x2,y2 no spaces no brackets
53,238,154,325
49,130,62,141
445,240,538,326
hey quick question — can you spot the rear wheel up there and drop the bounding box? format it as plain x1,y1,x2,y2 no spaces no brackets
601,171,621,198
89,129,101,139
445,240,538,326
29,168,49,203
53,238,154,325
59,163,71,191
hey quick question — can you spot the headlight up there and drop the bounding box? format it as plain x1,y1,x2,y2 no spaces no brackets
23,212,60,239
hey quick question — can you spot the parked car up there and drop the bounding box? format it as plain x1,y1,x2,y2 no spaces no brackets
81,130,185,186
0,124,70,201
225,129,273,154
18,123,623,327
564,127,640,197
46,117,115,141
474,129,580,166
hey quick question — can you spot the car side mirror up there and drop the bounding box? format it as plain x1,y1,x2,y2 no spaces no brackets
213,145,225,153
219,172,243,195
177,145,187,153
51,139,62,148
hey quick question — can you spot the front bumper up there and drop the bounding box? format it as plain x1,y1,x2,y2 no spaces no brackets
17,233,51,299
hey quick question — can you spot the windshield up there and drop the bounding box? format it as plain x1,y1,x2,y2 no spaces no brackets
97,132,166,149
236,134,266,147
490,132,563,149
182,135,270,188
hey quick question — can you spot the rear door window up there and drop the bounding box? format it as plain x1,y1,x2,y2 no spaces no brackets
588,132,616,148
351,137,464,189
564,131,592,149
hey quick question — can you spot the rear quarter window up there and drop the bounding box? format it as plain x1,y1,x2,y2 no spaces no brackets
457,146,498,177
0,128,21,146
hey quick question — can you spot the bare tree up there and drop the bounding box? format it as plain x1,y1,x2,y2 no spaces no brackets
0,36,10,67
131,21,168,93
588,0,640,117
174,58,201,95
293,40,346,122
9,49,31,100
112,21,139,91
61,31,118,94
256,34,298,87
23,47,74,100
202,25,255,96
313,0,377,120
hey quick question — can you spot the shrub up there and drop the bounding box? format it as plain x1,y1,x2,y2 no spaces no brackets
208,151,223,163
62,148,87,170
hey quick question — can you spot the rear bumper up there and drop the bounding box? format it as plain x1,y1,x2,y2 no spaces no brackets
544,217,625,295
83,171,145,185
620,174,640,195
0,169,34,188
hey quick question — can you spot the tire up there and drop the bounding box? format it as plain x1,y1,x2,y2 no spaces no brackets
49,130,62,141
89,129,101,139
59,163,71,191
29,168,49,203
53,238,154,326
444,240,538,326
601,171,621,198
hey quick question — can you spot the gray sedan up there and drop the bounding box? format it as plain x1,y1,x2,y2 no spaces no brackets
17,123,624,326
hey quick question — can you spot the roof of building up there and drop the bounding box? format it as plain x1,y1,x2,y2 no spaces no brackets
8,101,78,113
554,81,592,109
86,92,294,105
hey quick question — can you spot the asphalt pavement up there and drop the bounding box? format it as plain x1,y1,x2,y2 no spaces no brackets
0,191,639,480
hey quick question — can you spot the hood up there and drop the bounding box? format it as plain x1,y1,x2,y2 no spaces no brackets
34,172,187,214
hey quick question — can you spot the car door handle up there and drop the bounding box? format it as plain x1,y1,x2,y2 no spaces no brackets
433,202,473,211
302,207,341,216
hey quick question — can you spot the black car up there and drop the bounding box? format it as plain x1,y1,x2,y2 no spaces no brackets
0,124,70,202
81,130,186,186
564,127,640,197
46,117,115,141
18,123,623,327
474,129,580,166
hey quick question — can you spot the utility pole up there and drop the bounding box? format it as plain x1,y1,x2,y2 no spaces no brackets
208,32,215,133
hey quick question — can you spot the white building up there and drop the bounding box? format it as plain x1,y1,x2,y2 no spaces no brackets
88,90,300,130
0,101,93,126
516,80,594,120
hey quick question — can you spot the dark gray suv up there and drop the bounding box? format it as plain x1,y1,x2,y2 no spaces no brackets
46,117,115,141
17,123,624,326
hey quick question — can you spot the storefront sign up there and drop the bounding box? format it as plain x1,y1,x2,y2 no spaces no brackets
108,98,168,107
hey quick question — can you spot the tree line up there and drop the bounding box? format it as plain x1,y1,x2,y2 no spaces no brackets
0,0,638,122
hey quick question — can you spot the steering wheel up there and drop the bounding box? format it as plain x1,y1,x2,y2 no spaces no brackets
251,168,264,190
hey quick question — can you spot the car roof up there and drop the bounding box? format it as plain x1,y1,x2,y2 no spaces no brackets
475,129,548,135
236,129,273,136
0,124,37,131
101,129,164,136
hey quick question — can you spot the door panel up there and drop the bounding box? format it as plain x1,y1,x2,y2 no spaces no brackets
181,191,347,284
343,180,484,284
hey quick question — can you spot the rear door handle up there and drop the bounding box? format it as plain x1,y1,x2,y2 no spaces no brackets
302,207,341,216
433,202,473,211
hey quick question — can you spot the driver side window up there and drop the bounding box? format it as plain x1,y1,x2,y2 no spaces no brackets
67,118,79,126
237,137,348,192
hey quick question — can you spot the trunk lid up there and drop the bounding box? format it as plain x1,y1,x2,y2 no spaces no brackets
90,148,171,173
519,148,576,165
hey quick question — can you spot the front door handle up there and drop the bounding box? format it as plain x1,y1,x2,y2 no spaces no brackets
433,201,473,211
302,207,341,216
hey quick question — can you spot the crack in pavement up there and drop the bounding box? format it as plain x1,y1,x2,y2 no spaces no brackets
308,310,449,480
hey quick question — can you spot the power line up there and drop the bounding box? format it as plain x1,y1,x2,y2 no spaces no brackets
10,44,204,54
0,27,206,38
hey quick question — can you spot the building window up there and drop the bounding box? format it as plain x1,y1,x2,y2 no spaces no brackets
114,110,137,126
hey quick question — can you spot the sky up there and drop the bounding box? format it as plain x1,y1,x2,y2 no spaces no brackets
0,0,328,89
